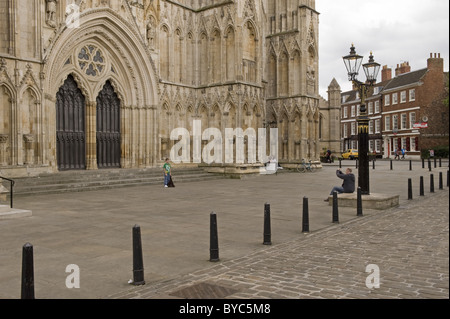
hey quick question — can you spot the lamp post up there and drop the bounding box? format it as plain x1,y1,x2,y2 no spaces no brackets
343,44,381,195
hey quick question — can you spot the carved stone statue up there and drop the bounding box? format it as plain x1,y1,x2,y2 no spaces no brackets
46,0,57,27
146,16,156,49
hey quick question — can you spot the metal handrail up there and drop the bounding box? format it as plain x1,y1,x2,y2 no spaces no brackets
0,176,15,208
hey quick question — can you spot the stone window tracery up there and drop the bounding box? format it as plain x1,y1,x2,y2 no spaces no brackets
77,45,106,77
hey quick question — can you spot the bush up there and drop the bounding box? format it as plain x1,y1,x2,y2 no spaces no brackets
421,145,449,159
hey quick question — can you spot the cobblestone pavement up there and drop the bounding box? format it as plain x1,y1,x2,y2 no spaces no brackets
1,160,448,302
110,190,449,300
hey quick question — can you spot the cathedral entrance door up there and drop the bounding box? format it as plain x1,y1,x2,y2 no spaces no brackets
96,81,121,169
56,75,86,170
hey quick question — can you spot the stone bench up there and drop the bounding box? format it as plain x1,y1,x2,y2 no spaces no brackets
328,192,400,210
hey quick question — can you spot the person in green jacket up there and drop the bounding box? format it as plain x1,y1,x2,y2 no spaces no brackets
163,158,171,188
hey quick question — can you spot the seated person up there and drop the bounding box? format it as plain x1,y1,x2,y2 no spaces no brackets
325,168,355,202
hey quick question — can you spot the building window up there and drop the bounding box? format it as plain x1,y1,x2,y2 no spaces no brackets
385,115,391,131
356,105,360,116
369,120,374,134
351,122,356,136
401,137,407,150
385,94,390,106
409,89,416,101
351,105,355,117
376,140,381,153
410,137,416,151
393,114,398,131
343,107,347,119
401,91,407,103
392,93,398,105
375,119,381,133
401,113,407,129
374,101,380,113
368,102,373,114
409,112,416,128
369,140,374,152
343,124,347,138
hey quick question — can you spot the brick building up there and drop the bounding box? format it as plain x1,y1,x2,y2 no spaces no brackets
339,53,448,159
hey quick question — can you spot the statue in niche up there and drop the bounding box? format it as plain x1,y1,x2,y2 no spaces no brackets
46,0,57,27
146,16,156,49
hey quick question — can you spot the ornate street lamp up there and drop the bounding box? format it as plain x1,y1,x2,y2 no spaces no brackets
343,44,381,195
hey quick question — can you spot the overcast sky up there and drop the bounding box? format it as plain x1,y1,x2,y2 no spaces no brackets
316,0,450,98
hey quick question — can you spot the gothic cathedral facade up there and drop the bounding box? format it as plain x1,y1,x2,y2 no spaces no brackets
0,0,321,176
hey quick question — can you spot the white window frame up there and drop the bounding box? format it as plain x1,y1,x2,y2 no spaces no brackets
374,101,380,113
410,137,416,151
375,119,381,133
401,113,407,130
393,114,399,130
392,93,398,104
400,91,407,103
385,115,391,131
351,105,355,117
369,120,374,134
343,107,348,119
409,89,416,101
385,94,390,106
351,122,356,136
409,112,416,129
343,123,348,138
368,102,373,115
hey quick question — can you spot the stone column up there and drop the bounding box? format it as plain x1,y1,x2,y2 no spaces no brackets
86,101,97,170
0,134,9,166
23,134,34,165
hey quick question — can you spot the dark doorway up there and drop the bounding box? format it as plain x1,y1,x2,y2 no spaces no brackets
96,80,121,168
56,75,86,170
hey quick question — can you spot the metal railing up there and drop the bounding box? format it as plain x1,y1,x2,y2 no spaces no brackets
0,176,15,208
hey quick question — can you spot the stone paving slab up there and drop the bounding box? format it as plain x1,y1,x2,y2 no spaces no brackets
0,160,448,301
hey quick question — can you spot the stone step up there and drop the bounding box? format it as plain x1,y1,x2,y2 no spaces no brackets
0,205,32,220
2,167,225,198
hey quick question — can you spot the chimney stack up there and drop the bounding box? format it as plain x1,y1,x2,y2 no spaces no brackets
381,65,392,82
427,52,444,71
395,62,411,76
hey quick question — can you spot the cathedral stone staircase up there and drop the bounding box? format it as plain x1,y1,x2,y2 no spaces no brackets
2,167,225,199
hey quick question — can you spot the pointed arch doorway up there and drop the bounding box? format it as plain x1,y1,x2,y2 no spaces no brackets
56,75,86,170
96,80,121,169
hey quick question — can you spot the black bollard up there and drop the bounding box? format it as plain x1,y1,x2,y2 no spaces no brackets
372,159,375,170
428,159,431,171
430,174,435,193
210,212,219,262
302,197,309,233
356,159,358,169
263,203,272,245
422,158,425,169
409,160,412,171
339,159,342,169
357,187,363,216
434,158,437,168
390,160,393,170
439,158,442,167
420,176,424,196
332,191,339,223
132,225,145,285
408,178,413,200
439,172,443,190
21,243,35,299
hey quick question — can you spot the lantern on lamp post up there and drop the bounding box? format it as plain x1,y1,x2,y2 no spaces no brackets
343,44,381,195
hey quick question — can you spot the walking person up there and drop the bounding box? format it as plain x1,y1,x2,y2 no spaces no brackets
163,158,171,188
394,148,399,160
401,148,406,160
324,168,355,202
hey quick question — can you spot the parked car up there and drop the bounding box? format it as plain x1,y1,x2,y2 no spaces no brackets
342,149,359,160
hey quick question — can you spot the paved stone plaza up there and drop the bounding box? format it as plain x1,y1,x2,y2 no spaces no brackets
0,160,448,300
